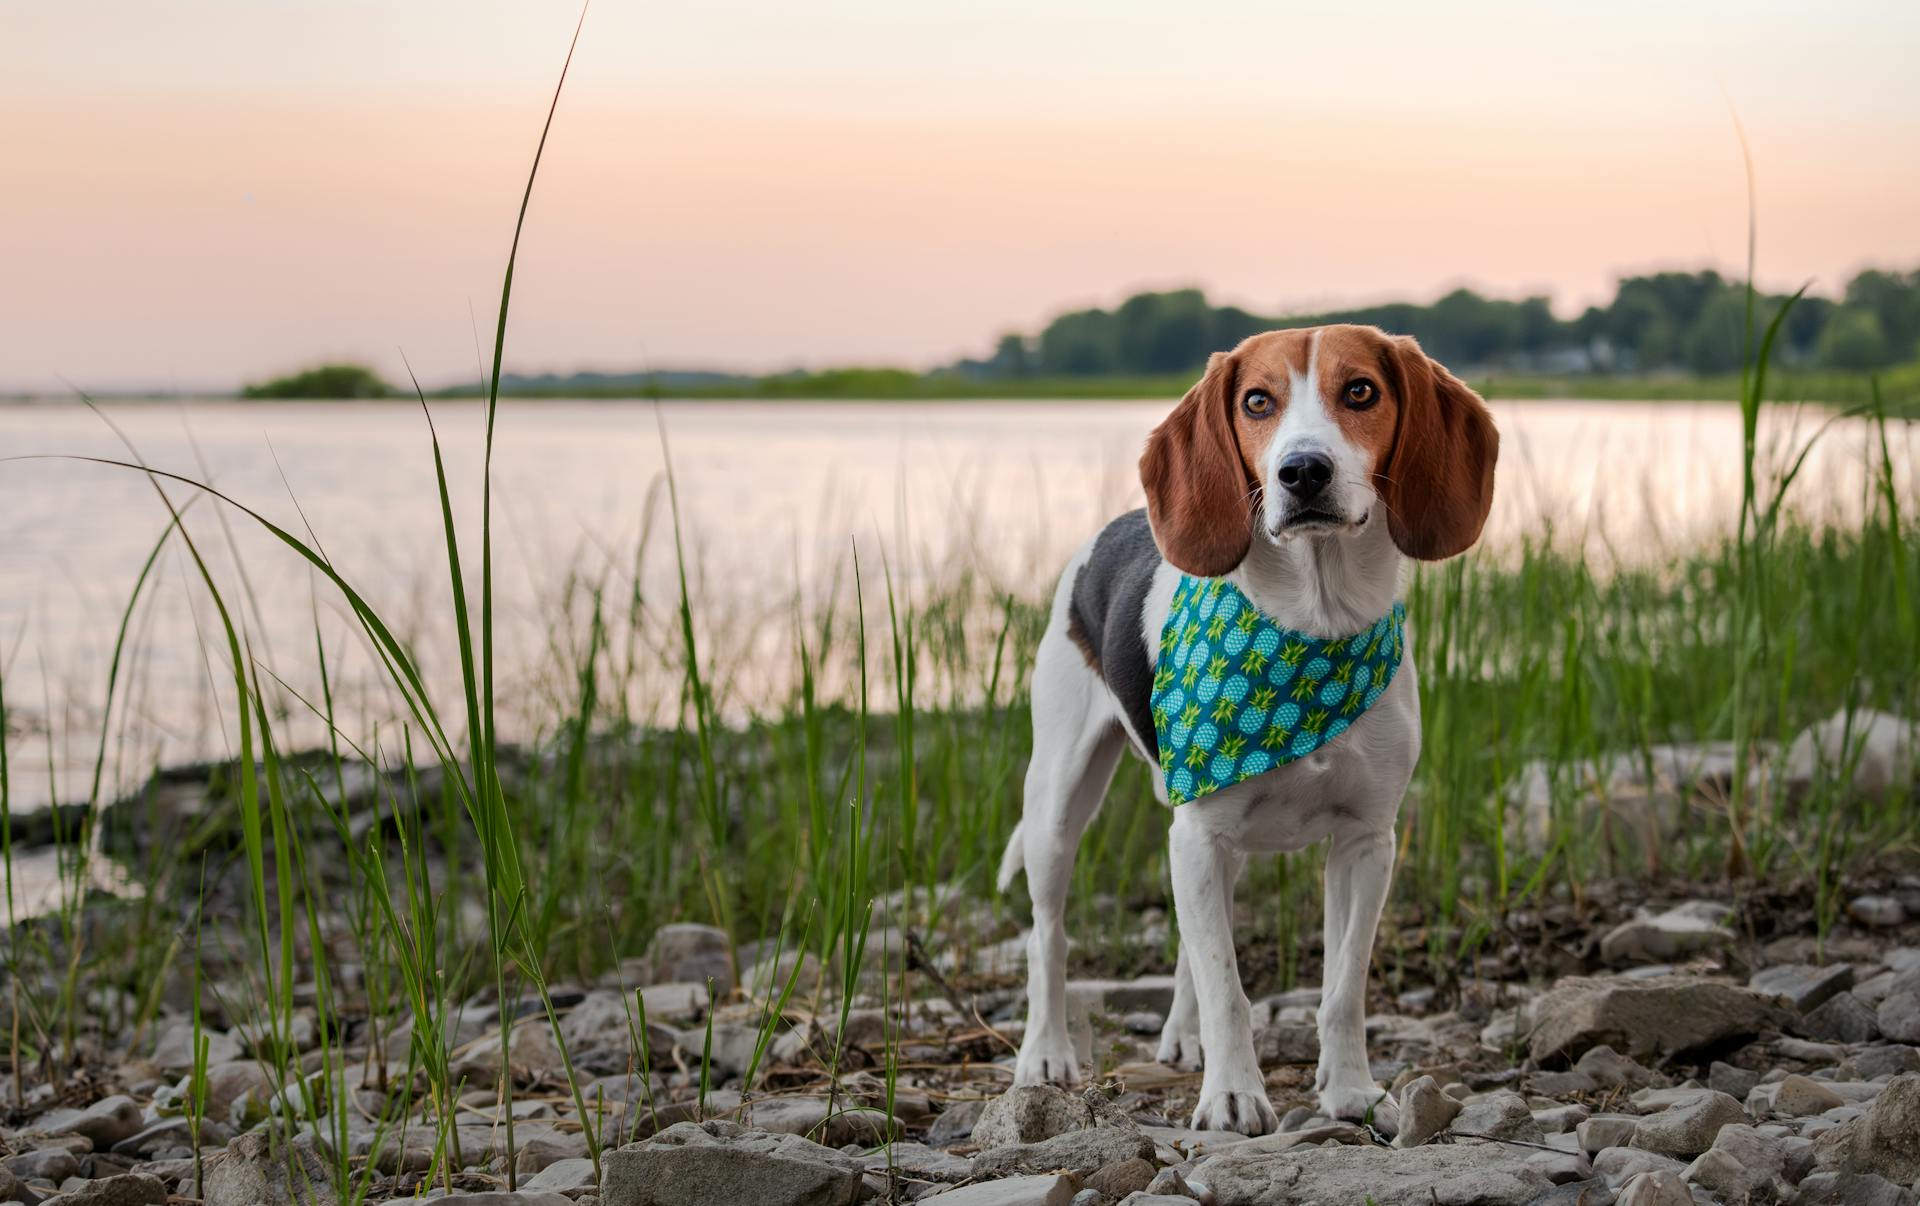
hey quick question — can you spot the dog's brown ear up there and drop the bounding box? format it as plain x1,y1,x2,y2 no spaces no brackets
1140,351,1252,577
1379,336,1499,560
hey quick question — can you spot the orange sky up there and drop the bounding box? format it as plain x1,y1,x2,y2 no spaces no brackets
5,0,1918,390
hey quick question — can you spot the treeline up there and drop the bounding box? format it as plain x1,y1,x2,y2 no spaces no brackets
947,267,1920,380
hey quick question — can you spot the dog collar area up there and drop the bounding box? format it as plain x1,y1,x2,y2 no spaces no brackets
1149,575,1406,805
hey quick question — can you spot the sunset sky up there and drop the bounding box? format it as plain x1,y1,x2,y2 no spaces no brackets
6,0,1918,391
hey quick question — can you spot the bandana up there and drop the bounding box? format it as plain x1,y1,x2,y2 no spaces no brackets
1150,575,1406,805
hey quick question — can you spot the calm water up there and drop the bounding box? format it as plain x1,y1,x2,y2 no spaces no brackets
1,397,1914,825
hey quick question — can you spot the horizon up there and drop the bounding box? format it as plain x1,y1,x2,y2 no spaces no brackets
7,0,1919,392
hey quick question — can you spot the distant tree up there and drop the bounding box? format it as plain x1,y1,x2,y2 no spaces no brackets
1844,269,1920,362
1038,308,1120,375
955,263,1918,381
1115,289,1214,374
242,363,394,399
1818,307,1893,371
989,333,1032,377
1683,289,1752,374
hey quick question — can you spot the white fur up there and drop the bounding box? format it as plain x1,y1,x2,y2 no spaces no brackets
1003,362,1417,1135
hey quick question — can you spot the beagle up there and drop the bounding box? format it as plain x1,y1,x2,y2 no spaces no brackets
998,325,1497,1134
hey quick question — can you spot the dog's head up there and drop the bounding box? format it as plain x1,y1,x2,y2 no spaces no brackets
1139,324,1498,576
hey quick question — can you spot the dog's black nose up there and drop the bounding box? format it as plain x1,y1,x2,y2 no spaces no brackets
1276,450,1334,501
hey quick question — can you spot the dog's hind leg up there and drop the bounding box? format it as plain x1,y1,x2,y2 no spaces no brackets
1009,632,1124,1086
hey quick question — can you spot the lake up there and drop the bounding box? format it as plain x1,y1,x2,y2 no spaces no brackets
1,397,1914,825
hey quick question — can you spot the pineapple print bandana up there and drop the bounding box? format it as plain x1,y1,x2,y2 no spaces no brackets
1151,575,1406,805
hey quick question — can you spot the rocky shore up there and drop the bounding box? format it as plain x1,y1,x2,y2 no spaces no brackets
4,875,1919,1206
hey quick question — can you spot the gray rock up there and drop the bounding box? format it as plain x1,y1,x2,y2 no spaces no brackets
1875,971,1920,1043
600,1121,864,1206
1778,1036,1851,1064
445,1196,576,1205
748,1096,899,1146
973,1127,1156,1178
1533,1104,1590,1135
1753,964,1857,1013
202,1132,338,1205
1528,977,1783,1065
1629,1090,1747,1158
864,1141,973,1186
148,1022,240,1072
1576,1045,1669,1090
0,1165,31,1206
522,1157,598,1191
1614,1170,1691,1206
1593,1147,1687,1188
1682,1123,1788,1201
740,948,822,999
560,989,677,1072
1579,1115,1639,1156
971,1086,1097,1149
43,1097,145,1149
1795,1170,1919,1205
1193,1140,1553,1206
1531,1070,1601,1096
1601,903,1734,965
1849,897,1908,929
1123,1011,1166,1035
925,1175,1082,1205
36,1173,169,1206
1142,1166,1200,1197
109,1118,196,1157
1801,994,1883,1045
1839,1046,1920,1082
1083,1158,1156,1199
513,1135,589,1175
1811,1073,1920,1184
1784,709,1919,800
928,1099,988,1146
1392,1075,1461,1148
1452,1092,1546,1143
645,923,735,994
1775,1074,1849,1117
5,1148,82,1182
1527,1180,1617,1206
1117,1196,1205,1206
1710,1061,1763,1099
1252,1020,1320,1065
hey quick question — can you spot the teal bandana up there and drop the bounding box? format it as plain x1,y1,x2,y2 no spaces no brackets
1150,576,1406,805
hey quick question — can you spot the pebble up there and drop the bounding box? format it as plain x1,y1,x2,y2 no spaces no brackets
1390,1075,1460,1148
1628,1090,1747,1157
1801,992,1884,1044
1751,962,1856,1012
925,1174,1082,1205
1614,1169,1691,1206
1850,896,1909,928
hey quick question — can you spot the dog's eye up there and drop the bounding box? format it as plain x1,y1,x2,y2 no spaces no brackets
1343,379,1379,409
1242,389,1275,417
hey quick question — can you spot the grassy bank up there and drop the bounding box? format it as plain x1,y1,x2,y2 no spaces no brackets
425,361,1920,410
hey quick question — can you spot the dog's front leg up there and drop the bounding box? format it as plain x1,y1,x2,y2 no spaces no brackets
1314,822,1398,1129
1169,809,1276,1135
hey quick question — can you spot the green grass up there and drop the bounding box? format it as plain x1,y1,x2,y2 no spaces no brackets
1,26,1918,1202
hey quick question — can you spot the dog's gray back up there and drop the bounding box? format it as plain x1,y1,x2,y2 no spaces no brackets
1064,508,1164,762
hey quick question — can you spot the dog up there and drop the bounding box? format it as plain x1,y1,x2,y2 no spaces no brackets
997,324,1497,1134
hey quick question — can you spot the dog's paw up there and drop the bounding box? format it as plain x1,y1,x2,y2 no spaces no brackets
1013,1031,1082,1087
1318,1083,1398,1135
1155,1022,1203,1069
1190,1085,1278,1135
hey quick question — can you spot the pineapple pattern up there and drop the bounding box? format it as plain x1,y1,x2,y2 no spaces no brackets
1150,575,1406,805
